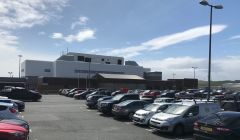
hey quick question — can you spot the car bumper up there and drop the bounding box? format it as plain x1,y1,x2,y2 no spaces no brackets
98,106,111,113
149,120,173,132
85,101,96,107
132,115,149,125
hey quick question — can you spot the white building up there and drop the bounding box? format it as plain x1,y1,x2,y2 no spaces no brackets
21,52,150,78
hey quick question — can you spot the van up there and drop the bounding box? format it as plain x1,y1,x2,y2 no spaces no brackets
149,100,221,135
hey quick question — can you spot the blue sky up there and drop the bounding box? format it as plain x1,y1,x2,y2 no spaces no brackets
1,0,240,80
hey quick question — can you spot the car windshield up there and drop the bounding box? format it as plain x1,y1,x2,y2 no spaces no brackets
162,104,189,115
112,94,125,101
144,104,161,112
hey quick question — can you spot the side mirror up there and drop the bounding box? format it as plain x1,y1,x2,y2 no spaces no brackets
188,113,193,117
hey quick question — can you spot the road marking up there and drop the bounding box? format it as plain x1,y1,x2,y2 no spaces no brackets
145,128,154,132
125,122,133,125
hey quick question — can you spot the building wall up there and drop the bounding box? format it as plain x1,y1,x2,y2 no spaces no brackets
67,52,124,65
54,60,147,78
22,60,53,77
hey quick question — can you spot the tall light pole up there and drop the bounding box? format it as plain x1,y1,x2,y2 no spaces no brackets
172,73,176,79
18,55,23,78
8,72,13,77
199,0,223,101
192,67,198,79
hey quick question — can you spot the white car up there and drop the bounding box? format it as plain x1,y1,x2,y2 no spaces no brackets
132,103,173,125
0,102,19,120
149,101,221,136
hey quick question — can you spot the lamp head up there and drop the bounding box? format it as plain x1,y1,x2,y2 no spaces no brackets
214,5,223,9
199,0,209,6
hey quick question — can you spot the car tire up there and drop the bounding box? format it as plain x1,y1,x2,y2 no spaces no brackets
128,112,134,119
173,124,184,136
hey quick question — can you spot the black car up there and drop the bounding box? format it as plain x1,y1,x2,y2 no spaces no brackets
98,94,139,114
0,87,42,101
97,96,113,110
194,111,240,140
74,90,94,100
86,95,107,108
159,90,176,98
220,101,240,112
112,100,149,119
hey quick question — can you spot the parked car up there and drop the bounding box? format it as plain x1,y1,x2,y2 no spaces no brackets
194,111,240,140
97,96,113,110
225,91,240,100
154,98,175,103
111,90,124,96
220,100,240,112
11,100,25,112
98,94,139,114
0,122,29,140
74,90,94,100
67,90,85,97
86,91,111,99
65,88,84,97
0,102,19,120
149,101,221,135
132,102,173,125
112,100,149,119
86,95,107,108
0,87,42,101
158,90,176,98
0,99,25,112
141,90,161,99
0,119,30,133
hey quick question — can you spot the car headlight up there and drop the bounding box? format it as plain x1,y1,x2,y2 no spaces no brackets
9,132,25,138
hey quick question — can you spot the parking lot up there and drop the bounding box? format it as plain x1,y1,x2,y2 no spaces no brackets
22,95,194,140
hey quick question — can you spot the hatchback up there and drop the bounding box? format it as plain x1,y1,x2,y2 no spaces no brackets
194,111,240,140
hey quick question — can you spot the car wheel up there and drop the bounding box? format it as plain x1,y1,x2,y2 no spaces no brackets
128,112,134,119
173,124,184,136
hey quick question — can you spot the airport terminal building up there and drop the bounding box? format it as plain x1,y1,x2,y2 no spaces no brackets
21,52,150,78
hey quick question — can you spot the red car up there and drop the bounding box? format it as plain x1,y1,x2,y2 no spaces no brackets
0,122,29,140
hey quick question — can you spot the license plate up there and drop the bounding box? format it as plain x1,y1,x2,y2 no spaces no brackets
200,126,213,132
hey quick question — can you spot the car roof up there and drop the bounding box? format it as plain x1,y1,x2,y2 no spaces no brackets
153,102,174,105
175,100,217,106
155,97,174,100
0,102,13,107
217,111,240,117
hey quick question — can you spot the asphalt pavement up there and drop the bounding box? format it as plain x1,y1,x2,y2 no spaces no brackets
22,95,194,140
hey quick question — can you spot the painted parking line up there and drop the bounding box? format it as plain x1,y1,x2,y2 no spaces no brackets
145,128,154,132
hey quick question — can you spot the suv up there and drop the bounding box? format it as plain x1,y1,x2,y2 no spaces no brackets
98,94,139,114
112,100,149,119
149,101,221,135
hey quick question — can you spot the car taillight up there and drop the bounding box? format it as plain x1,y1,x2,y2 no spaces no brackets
216,127,231,132
9,107,17,113
193,122,200,130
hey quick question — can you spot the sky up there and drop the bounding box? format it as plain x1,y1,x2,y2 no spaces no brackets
0,0,240,81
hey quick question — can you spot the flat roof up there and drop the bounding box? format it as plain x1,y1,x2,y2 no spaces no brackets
97,73,144,80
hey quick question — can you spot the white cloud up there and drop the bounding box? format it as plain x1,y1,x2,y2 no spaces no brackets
51,29,95,43
99,25,227,58
71,16,89,29
139,56,240,81
51,33,63,39
229,35,240,40
0,0,69,29
143,25,227,50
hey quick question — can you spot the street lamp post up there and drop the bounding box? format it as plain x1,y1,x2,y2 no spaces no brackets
172,73,176,79
18,55,23,78
192,67,198,79
199,0,223,101
8,72,13,77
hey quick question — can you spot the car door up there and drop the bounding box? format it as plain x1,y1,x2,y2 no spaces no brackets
182,105,199,132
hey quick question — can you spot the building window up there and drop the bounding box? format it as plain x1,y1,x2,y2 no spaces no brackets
78,56,85,61
44,69,51,72
101,58,104,61
118,59,122,65
85,57,91,62
21,69,24,72
105,62,110,64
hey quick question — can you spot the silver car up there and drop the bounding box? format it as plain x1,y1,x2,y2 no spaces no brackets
149,101,221,135
132,102,173,125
